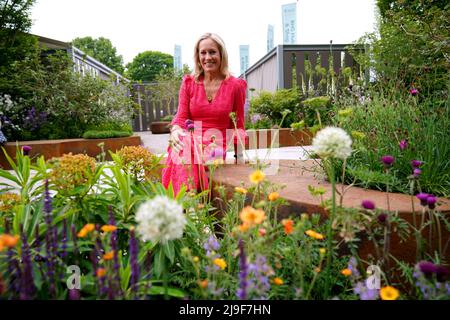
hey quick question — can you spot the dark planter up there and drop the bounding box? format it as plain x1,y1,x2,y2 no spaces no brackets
245,128,313,149
150,121,171,134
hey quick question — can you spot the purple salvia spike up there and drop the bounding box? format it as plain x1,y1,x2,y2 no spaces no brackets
129,228,140,299
237,239,248,300
20,227,36,300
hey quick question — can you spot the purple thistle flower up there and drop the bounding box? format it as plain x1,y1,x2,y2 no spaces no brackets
185,119,195,131
22,145,32,156
413,168,421,178
129,227,140,299
237,239,248,300
416,193,429,206
68,289,81,300
399,140,407,151
435,266,449,283
381,155,395,167
410,88,418,96
377,213,388,224
361,200,375,210
411,160,422,168
418,261,437,279
426,195,437,210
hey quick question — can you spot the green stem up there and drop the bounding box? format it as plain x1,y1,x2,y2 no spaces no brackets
325,161,335,297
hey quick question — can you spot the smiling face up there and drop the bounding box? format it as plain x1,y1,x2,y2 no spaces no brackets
198,38,221,75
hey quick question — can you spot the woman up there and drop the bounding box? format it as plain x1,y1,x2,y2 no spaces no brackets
162,33,247,195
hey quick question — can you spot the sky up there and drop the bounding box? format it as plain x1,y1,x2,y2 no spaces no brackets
30,0,378,76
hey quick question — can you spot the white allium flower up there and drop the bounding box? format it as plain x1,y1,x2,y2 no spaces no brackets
135,195,186,244
312,126,353,160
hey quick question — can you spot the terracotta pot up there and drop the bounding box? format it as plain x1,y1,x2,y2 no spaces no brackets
244,128,313,149
150,121,171,134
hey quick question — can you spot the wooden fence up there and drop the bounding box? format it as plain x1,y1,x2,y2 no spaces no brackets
131,83,178,132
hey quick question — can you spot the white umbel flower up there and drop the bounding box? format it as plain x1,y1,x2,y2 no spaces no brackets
312,126,353,160
135,195,186,244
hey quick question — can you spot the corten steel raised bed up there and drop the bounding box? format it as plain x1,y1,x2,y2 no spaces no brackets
0,135,141,170
150,121,171,134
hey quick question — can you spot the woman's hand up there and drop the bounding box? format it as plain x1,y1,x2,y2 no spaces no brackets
169,125,186,153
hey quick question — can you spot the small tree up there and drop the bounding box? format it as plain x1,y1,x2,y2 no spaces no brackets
72,36,125,74
126,51,173,82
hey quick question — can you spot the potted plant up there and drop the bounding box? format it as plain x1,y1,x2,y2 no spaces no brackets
150,114,173,134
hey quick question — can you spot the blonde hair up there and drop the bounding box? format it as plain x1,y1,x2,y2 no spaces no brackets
193,33,230,81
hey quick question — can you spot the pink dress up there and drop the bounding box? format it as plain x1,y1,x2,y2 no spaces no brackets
161,74,247,196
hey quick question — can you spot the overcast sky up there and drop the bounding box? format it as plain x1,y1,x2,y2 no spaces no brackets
30,0,378,75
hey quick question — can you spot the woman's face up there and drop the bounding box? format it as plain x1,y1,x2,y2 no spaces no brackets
198,38,221,74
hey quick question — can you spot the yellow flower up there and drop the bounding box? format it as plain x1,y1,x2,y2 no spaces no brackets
305,229,324,240
239,206,266,226
101,225,117,233
351,130,366,140
249,170,265,184
273,277,284,285
268,192,280,201
319,248,326,256
103,251,114,260
213,258,227,270
380,286,400,300
341,268,352,276
213,159,224,166
193,256,200,263
234,187,248,194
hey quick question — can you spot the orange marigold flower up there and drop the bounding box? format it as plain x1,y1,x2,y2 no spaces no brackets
77,223,95,238
268,192,280,201
103,251,114,260
101,225,117,233
238,223,250,232
341,268,352,276
239,206,266,226
198,279,208,289
281,219,294,235
249,170,265,184
305,229,324,240
380,286,400,300
273,277,284,285
213,258,227,270
0,234,20,249
234,187,248,194
96,268,107,278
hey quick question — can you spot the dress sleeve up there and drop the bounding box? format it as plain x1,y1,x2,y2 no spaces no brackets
171,75,193,129
231,78,248,145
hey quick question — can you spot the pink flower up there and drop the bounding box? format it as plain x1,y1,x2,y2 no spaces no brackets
399,140,407,151
410,88,418,96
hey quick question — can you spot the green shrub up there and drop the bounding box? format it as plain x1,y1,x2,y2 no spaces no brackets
82,130,132,139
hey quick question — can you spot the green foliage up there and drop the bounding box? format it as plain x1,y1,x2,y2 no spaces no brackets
249,89,301,128
333,96,450,196
82,130,132,139
350,2,449,103
126,51,174,82
72,36,124,74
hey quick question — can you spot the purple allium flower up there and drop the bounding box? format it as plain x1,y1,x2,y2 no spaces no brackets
377,213,388,224
237,239,248,300
381,155,395,167
435,266,449,283
361,200,375,210
22,145,32,156
413,168,421,178
418,261,437,279
411,160,423,168
410,88,418,96
426,195,437,210
399,140,408,151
